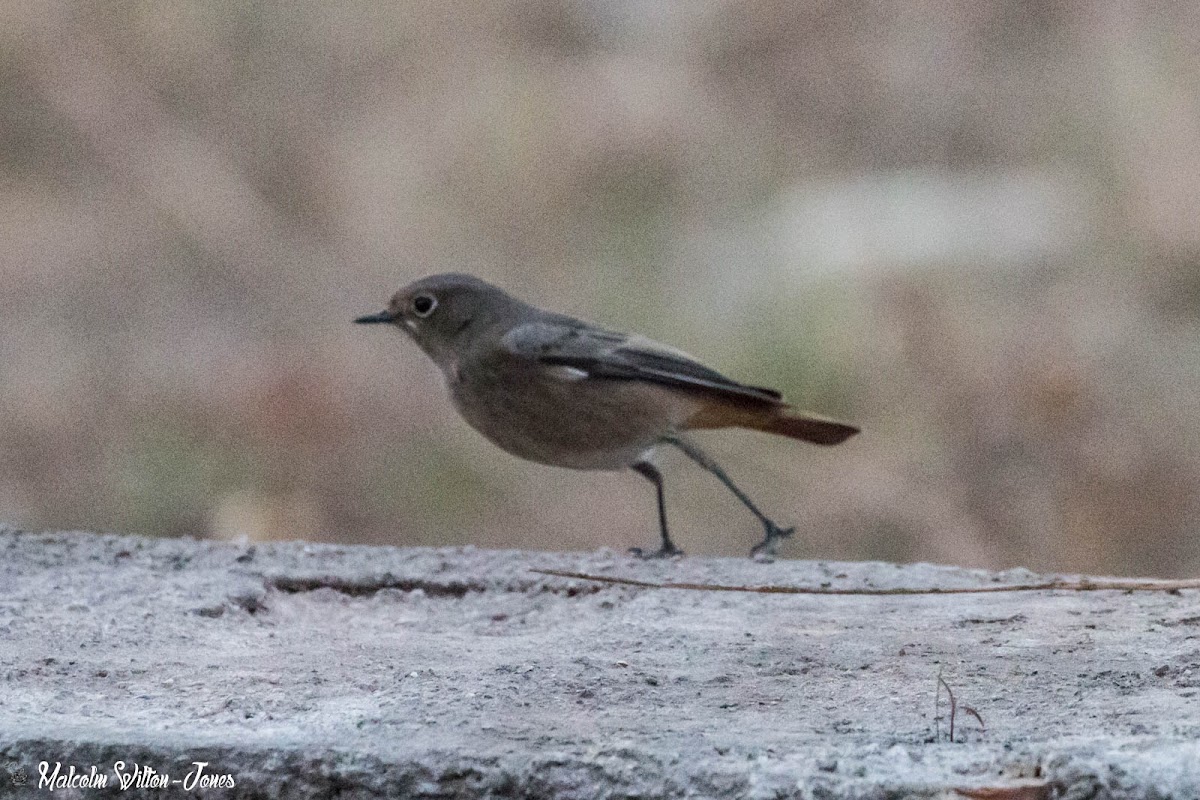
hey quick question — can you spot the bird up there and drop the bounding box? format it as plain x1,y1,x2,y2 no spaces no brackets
355,273,858,559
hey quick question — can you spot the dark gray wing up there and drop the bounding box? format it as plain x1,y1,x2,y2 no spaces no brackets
500,320,783,406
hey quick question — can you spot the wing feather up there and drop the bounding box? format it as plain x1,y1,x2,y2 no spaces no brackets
501,321,784,406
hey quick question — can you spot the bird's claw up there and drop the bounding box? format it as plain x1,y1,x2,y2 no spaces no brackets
629,544,685,560
749,524,796,562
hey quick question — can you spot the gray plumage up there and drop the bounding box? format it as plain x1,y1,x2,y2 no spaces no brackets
355,273,858,558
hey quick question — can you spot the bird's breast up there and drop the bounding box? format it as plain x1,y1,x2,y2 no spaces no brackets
445,361,695,470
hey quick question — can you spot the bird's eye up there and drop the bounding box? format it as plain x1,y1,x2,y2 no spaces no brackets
412,294,437,317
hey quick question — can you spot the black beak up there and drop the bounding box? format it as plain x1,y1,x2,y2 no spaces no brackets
354,310,396,325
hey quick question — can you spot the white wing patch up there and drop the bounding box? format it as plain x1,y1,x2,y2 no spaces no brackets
547,365,589,381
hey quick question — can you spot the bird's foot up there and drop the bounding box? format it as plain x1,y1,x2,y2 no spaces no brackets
628,543,685,560
749,523,795,562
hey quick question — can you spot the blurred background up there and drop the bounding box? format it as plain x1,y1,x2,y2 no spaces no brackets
2,2,1198,576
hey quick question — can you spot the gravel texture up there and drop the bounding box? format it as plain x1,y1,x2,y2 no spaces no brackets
2,528,1200,799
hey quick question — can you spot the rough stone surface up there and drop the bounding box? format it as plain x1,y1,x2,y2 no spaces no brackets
2,528,1199,799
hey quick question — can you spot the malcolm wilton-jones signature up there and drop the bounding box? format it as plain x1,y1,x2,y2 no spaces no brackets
16,760,236,792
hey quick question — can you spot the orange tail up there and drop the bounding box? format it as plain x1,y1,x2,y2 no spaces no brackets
744,410,859,445
687,404,859,446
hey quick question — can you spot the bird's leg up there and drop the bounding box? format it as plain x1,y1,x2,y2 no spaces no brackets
628,460,684,559
663,435,795,560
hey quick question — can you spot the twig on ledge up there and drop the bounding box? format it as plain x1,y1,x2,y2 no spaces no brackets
531,569,1200,596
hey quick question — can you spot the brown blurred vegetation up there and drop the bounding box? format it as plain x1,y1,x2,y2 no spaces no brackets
2,2,1198,575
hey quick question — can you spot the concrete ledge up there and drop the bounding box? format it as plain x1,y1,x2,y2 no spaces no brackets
2,528,1199,798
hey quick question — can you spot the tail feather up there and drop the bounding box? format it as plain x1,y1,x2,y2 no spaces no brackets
747,410,859,445
687,403,859,446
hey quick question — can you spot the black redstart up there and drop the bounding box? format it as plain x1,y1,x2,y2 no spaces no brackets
356,273,858,559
